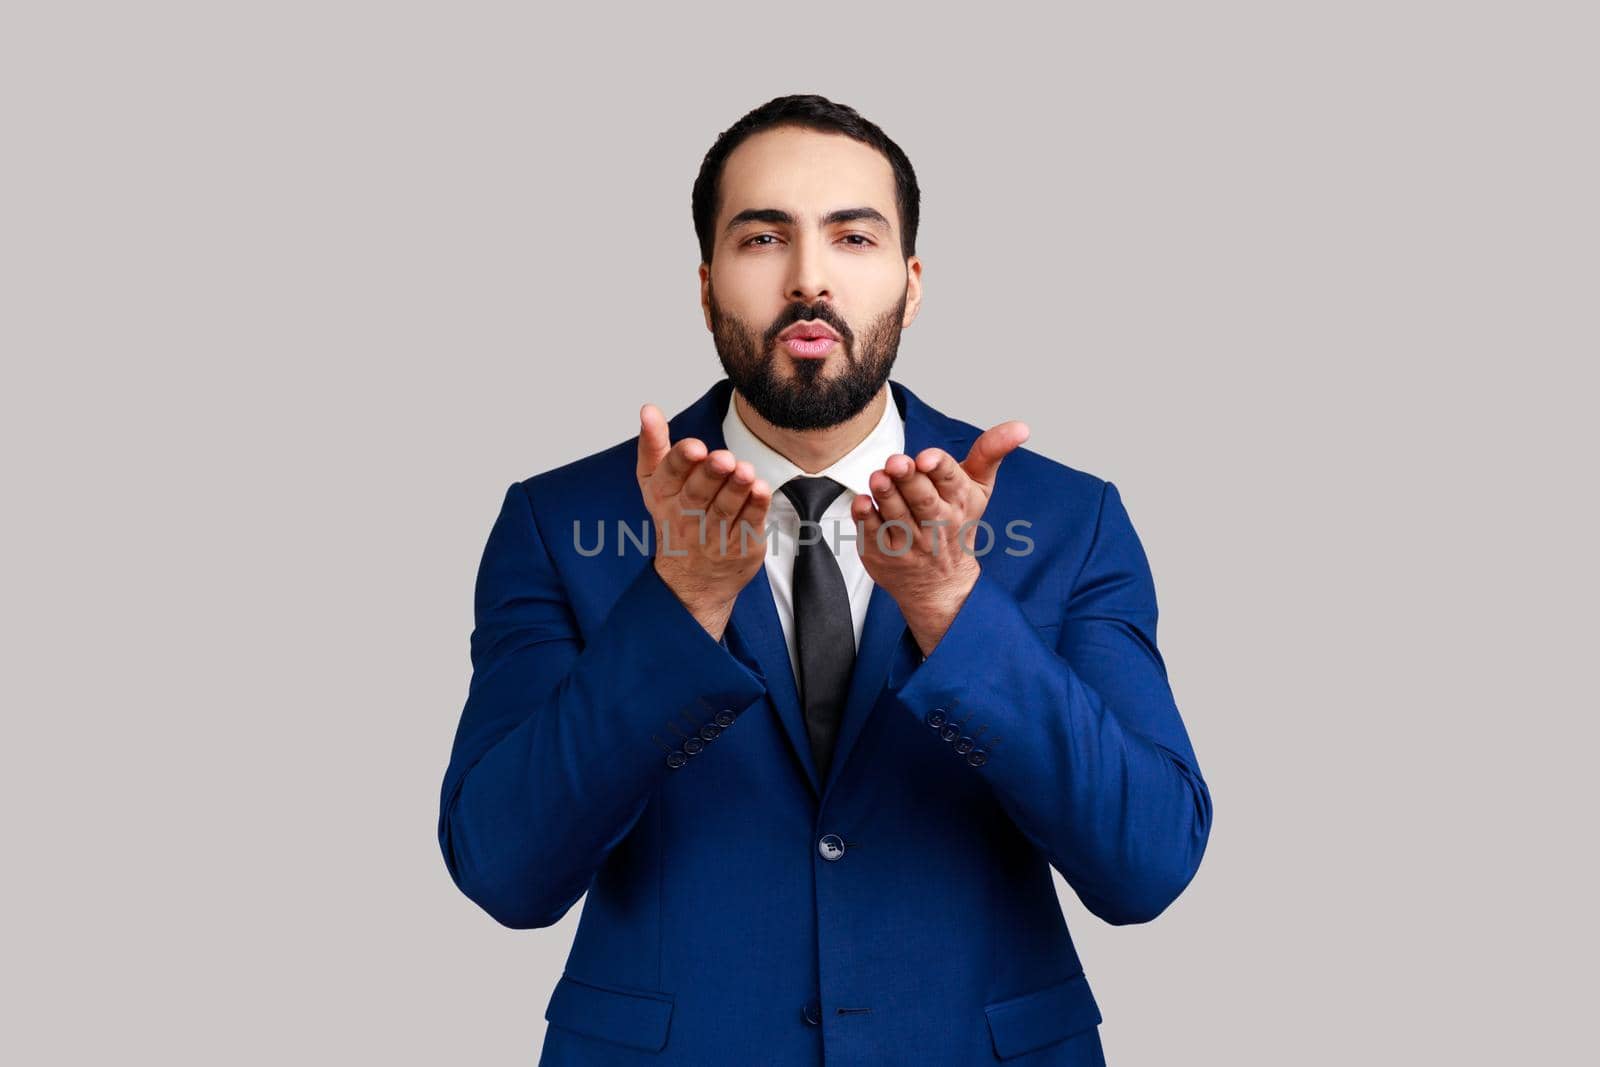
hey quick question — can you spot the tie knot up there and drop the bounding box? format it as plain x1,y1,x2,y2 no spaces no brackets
779,475,848,524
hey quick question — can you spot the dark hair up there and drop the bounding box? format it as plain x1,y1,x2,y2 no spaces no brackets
691,94,920,267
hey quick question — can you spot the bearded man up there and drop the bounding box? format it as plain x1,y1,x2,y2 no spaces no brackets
438,93,1214,1067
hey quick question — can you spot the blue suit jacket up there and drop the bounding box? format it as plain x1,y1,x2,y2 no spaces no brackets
438,377,1213,1065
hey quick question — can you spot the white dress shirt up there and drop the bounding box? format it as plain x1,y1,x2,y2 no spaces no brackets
720,386,904,687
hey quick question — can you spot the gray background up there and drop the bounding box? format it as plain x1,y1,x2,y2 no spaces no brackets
4,2,1594,1063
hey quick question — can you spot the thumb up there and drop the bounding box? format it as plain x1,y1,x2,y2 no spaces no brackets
637,403,671,480
962,420,1030,491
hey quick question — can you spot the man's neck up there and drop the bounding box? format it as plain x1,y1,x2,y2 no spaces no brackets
732,385,889,474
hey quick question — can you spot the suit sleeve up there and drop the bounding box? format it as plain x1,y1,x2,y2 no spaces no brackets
437,481,767,929
888,480,1213,925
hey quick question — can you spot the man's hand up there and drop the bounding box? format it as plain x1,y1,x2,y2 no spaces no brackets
850,421,1030,656
637,403,773,642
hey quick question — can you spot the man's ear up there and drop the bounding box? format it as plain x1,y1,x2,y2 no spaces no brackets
902,256,923,329
699,263,713,331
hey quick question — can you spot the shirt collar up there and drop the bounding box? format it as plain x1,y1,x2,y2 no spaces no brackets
720,384,904,501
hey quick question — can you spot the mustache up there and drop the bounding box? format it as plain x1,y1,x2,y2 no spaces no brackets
766,303,851,348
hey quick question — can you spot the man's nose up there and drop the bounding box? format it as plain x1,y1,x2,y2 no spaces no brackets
784,232,831,304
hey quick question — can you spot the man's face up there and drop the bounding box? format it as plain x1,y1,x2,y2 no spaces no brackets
701,126,922,431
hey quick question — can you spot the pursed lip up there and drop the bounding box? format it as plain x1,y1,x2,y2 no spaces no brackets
777,321,842,343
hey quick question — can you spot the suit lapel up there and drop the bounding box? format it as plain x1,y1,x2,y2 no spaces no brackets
728,563,816,792
671,379,818,794
666,377,967,804
817,380,964,801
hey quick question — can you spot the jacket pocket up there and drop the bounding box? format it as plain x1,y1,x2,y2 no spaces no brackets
984,971,1103,1060
544,973,675,1053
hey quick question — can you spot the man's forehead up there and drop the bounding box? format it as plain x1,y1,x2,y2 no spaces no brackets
718,129,896,226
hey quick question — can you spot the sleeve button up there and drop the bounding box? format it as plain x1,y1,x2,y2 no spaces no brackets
966,749,989,767
925,709,947,729
666,751,688,769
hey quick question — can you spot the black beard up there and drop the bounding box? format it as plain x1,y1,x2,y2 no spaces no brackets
709,286,906,431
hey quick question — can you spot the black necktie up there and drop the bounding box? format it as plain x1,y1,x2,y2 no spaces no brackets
779,475,856,785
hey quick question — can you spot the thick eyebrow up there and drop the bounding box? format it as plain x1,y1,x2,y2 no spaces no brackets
722,206,893,237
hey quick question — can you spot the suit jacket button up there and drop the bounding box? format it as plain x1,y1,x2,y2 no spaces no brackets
966,749,989,767
954,735,975,754
818,834,846,861
939,723,961,743
925,708,947,729
666,751,687,769
714,710,736,727
802,998,821,1026
683,737,705,755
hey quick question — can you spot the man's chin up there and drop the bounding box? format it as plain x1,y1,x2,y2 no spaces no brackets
773,353,888,391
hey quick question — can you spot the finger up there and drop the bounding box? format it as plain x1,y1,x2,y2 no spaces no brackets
679,448,738,510
870,465,911,526
707,460,756,538
850,492,881,557
651,437,709,498
637,403,671,481
888,452,943,523
732,478,774,552
915,448,967,505
962,421,1030,492
869,467,916,552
